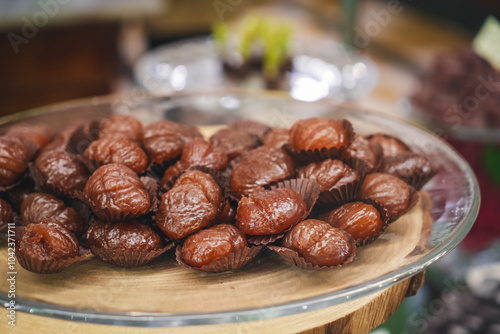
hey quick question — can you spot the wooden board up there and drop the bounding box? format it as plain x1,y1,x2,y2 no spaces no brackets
0,192,433,334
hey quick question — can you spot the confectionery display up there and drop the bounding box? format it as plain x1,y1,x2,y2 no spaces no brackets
0,113,436,274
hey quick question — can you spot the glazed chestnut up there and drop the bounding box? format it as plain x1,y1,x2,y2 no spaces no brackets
209,128,260,160
282,219,355,266
230,147,295,198
378,152,435,186
84,164,151,220
85,220,162,252
42,122,87,153
367,134,410,158
84,137,148,174
0,198,13,230
18,220,79,261
156,170,222,239
341,135,382,172
21,193,83,236
236,188,307,235
262,128,289,149
229,119,271,139
6,124,52,148
182,224,247,267
297,159,358,192
289,118,349,151
99,115,143,142
143,120,202,163
35,149,89,196
320,202,384,242
360,173,411,219
161,138,228,185
0,136,33,186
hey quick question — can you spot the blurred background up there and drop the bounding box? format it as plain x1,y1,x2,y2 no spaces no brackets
1,0,500,333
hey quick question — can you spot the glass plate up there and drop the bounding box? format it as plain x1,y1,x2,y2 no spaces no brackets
133,37,379,102
0,89,479,327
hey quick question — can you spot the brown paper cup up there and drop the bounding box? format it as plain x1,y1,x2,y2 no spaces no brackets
315,158,369,208
16,245,91,274
246,179,321,246
90,242,174,268
175,245,263,273
283,119,355,164
268,241,356,270
65,120,102,156
144,157,179,182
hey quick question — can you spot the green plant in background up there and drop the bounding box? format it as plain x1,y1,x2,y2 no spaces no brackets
263,23,291,78
212,21,228,54
484,144,500,184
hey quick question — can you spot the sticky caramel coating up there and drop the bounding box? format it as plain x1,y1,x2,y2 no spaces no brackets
156,170,222,240
0,198,13,231
367,135,410,158
84,164,150,220
35,149,89,195
320,202,383,242
143,120,202,163
160,161,185,186
182,224,247,267
41,122,86,153
21,193,83,236
230,147,295,198
236,188,307,235
289,118,348,151
99,115,143,142
341,135,382,172
85,220,162,252
297,159,358,192
0,136,32,186
18,220,79,261
209,128,260,160
6,124,52,148
282,219,355,267
262,128,289,149
84,137,148,174
378,152,434,180
361,173,410,219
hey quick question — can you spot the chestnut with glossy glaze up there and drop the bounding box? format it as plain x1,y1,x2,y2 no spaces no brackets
156,170,222,240
0,136,32,186
86,220,162,252
0,198,13,230
289,118,349,151
182,224,246,267
6,124,52,148
262,128,289,149
341,135,382,172
360,173,410,219
297,159,358,192
236,188,307,235
209,128,260,160
99,115,143,142
230,147,295,198
367,135,410,158
282,219,355,267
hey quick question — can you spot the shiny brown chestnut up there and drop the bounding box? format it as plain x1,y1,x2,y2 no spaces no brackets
18,219,80,261
360,173,411,219
289,118,349,151
21,193,83,236
0,198,13,231
84,137,148,174
230,146,295,198
341,135,382,172
0,136,33,187
84,163,151,221
34,149,89,196
320,201,384,243
99,114,143,142
182,224,247,267
209,128,260,160
367,134,410,158
236,187,307,235
143,120,202,163
6,124,52,148
85,220,162,252
156,170,222,240
282,219,355,267
262,128,289,149
297,159,358,192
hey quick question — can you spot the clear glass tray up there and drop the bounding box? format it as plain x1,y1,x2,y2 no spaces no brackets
0,90,479,327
